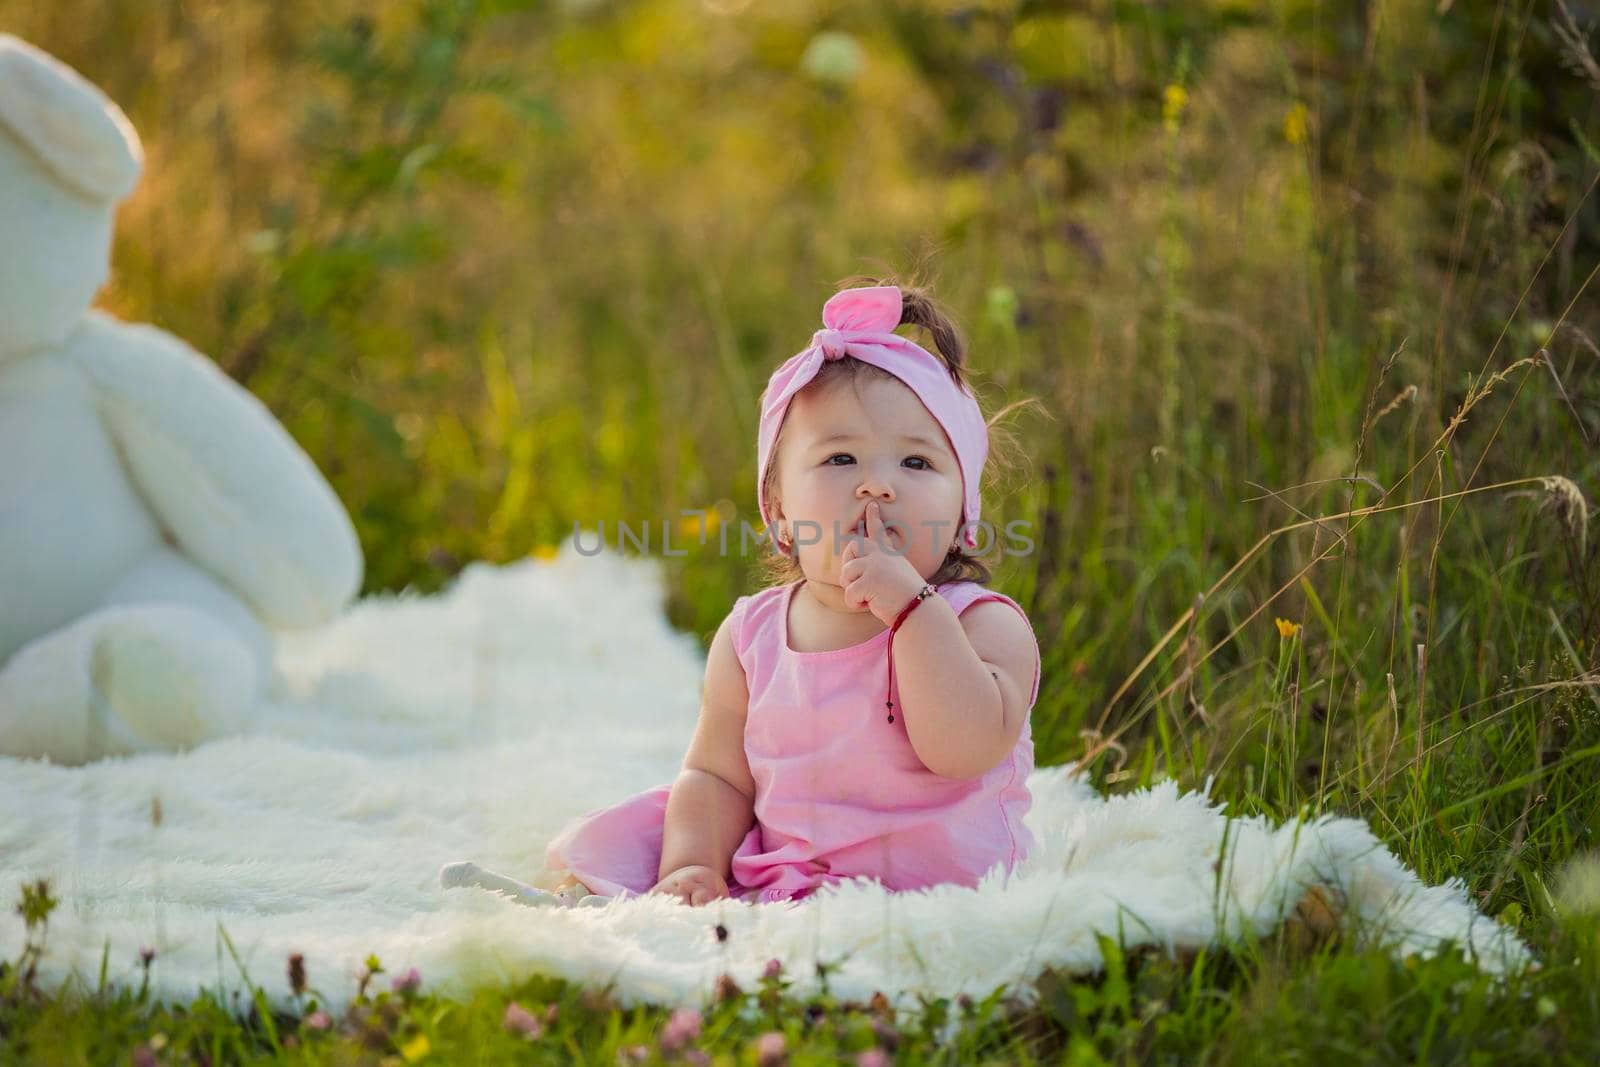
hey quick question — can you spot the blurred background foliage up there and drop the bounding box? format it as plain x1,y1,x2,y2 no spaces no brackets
4,0,1598,865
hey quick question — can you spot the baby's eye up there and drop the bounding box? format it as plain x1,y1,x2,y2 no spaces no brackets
823,453,855,466
904,456,932,470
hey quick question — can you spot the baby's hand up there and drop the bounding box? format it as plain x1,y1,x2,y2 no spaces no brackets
651,864,730,906
840,500,926,625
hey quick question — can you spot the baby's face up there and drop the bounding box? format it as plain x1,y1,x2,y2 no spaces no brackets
773,374,965,596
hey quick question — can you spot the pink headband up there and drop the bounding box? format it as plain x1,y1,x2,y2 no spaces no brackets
757,285,988,550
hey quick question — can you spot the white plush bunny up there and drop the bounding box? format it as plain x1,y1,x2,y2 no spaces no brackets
0,34,363,764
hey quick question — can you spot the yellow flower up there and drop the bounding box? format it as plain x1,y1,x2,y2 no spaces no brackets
1275,617,1302,639
1162,83,1188,132
400,1033,431,1062
677,508,722,542
531,544,560,561
1283,101,1308,145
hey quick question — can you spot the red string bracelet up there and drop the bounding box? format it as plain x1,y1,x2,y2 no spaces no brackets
884,583,937,723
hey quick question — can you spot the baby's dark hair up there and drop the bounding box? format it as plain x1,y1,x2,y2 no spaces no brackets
758,266,1041,589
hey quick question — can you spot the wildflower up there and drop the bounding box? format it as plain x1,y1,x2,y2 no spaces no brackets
287,952,307,997
1162,83,1188,132
713,973,743,1003
1283,101,1309,145
132,1046,158,1067
684,1053,711,1067
503,1001,545,1040
1275,617,1301,639
762,958,783,980
871,1017,901,1051
356,954,384,1000
302,1011,333,1032
139,946,155,968
617,1045,650,1064
658,1006,704,1054
390,966,422,996
754,1030,788,1067
531,544,560,561
676,509,723,543
857,1050,891,1067
399,1033,431,1062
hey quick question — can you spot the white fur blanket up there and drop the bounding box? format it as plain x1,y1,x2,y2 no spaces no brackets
0,550,1530,1018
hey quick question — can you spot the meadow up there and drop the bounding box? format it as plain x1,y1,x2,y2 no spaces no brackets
3,0,1599,1062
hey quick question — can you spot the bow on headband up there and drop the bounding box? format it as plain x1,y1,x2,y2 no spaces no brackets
756,285,989,549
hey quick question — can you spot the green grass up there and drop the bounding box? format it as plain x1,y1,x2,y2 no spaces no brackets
3,0,1599,1061
6,880,1600,1064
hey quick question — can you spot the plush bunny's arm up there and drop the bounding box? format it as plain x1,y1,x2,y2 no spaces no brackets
61,311,364,627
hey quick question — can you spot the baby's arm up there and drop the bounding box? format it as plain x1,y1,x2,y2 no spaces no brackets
655,612,756,903
892,598,1038,779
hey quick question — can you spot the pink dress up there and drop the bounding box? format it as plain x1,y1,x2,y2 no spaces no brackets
544,579,1041,904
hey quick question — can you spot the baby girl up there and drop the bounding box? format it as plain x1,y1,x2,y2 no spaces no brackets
441,280,1040,908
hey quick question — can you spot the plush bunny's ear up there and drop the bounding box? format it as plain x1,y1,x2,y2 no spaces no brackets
0,33,143,204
